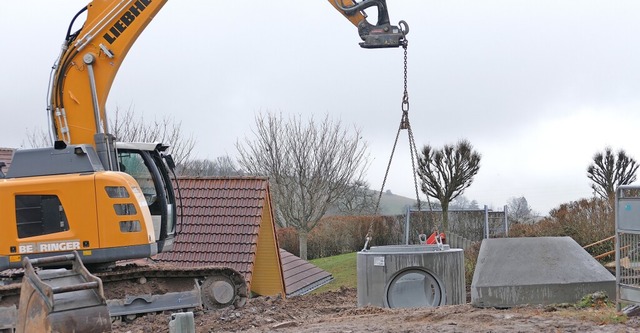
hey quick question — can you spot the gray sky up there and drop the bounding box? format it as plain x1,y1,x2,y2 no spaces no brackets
2,1,640,215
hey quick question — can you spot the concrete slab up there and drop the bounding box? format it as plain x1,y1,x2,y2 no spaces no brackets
471,236,615,308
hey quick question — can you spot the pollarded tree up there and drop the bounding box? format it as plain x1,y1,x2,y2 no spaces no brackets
587,147,638,201
236,112,369,260
416,139,481,236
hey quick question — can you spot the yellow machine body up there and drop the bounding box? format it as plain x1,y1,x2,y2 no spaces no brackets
0,171,155,268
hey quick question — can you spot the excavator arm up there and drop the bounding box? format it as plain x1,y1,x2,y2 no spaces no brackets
329,0,409,48
49,0,168,151
49,0,408,155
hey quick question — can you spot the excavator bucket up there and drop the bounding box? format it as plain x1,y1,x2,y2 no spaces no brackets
15,251,112,333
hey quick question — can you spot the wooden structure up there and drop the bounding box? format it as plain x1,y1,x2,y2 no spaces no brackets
155,177,286,297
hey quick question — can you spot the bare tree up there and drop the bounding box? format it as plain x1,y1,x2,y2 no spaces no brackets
507,196,534,224
111,107,196,166
236,113,369,260
587,147,638,202
328,180,377,216
178,156,244,177
450,195,479,210
23,127,51,148
416,139,481,236
24,106,196,168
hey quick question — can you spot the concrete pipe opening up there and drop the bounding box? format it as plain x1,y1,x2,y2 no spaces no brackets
385,268,445,308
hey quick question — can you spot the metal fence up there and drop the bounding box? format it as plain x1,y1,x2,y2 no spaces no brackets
403,205,508,244
616,185,640,310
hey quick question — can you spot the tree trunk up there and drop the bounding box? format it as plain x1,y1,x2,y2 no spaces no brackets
441,201,449,243
298,230,308,260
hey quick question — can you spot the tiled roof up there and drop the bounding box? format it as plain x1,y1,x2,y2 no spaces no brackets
279,249,333,297
0,148,14,173
155,177,270,285
155,176,331,297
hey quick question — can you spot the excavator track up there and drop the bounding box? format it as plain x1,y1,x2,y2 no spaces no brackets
0,262,248,331
1,265,248,306
97,264,249,309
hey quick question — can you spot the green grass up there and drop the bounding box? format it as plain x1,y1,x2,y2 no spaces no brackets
309,252,357,293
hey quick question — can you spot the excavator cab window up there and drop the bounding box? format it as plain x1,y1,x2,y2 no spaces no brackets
15,195,69,238
116,148,176,248
118,152,158,206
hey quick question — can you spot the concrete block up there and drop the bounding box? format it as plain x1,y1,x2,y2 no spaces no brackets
471,237,615,308
358,245,465,308
169,312,195,333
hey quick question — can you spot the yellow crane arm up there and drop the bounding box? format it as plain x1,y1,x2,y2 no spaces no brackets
48,0,407,149
329,0,367,27
49,0,168,146
329,0,409,48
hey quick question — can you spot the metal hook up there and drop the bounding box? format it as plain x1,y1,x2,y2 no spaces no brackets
399,20,409,36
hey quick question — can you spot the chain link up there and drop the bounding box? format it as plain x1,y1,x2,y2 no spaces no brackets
374,41,410,217
402,44,409,112
369,36,422,246
367,35,436,249
401,40,424,213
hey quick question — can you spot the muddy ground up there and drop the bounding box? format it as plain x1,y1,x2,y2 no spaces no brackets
112,287,640,333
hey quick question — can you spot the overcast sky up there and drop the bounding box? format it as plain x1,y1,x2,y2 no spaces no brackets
2,1,640,215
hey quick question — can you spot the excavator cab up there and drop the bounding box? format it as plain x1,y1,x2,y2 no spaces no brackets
0,142,177,270
0,162,6,178
115,142,178,253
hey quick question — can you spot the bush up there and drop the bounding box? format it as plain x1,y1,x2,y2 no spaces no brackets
276,227,300,256
464,241,482,286
276,215,403,259
509,197,614,262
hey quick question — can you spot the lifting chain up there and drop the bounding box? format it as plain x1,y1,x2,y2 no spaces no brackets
373,42,422,214
364,34,435,251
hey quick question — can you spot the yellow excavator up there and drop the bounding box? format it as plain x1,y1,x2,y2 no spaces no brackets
0,0,408,331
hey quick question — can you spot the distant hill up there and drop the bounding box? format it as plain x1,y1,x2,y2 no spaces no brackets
376,191,420,215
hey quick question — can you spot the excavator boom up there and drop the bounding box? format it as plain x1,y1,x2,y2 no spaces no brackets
50,0,167,149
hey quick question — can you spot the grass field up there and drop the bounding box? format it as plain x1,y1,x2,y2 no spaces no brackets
309,252,357,293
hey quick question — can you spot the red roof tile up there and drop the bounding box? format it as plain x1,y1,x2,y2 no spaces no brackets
0,148,14,173
154,176,332,296
279,249,333,297
155,177,271,286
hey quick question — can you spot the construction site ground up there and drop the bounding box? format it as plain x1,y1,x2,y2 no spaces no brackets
113,287,640,333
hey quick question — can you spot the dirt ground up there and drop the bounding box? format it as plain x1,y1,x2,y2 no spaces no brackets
112,287,640,333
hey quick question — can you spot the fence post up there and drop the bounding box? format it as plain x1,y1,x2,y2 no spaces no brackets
484,205,489,239
504,205,509,237
404,206,411,245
